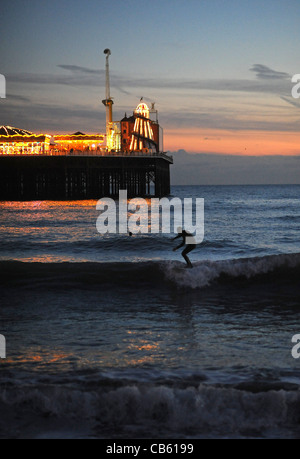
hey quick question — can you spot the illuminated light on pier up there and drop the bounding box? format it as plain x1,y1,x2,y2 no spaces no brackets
129,102,157,153
121,101,160,154
0,127,105,156
0,126,51,155
52,132,104,155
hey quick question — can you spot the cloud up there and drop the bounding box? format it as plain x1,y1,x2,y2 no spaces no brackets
280,95,300,109
7,72,101,87
57,65,103,75
7,65,133,95
6,63,292,97
6,93,31,103
0,99,105,133
57,65,131,95
250,64,290,80
3,63,297,133
159,106,298,132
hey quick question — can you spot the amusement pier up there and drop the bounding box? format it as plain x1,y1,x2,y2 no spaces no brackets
0,49,173,200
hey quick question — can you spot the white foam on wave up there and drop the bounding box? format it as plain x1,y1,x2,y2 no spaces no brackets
164,253,300,289
1,381,299,438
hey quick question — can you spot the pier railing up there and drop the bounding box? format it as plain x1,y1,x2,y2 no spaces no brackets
0,150,173,162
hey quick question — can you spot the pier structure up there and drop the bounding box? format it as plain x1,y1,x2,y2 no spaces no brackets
0,153,171,200
0,50,172,200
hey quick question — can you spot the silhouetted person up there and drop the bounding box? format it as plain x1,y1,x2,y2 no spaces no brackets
172,227,196,268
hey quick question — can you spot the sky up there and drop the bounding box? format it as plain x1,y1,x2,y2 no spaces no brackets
0,0,299,182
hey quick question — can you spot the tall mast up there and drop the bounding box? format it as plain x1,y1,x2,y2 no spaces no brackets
102,49,113,150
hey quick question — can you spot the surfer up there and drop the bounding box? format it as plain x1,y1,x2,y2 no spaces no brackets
172,227,196,268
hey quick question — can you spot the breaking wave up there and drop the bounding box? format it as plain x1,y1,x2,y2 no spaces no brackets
0,373,300,438
164,252,300,289
1,252,300,291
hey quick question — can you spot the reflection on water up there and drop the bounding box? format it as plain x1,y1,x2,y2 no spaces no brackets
5,348,72,370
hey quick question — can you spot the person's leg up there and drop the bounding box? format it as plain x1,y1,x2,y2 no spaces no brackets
182,245,195,268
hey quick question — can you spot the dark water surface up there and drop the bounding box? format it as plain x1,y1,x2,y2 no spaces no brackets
0,185,300,438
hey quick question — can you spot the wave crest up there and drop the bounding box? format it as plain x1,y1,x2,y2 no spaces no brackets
164,253,300,289
1,379,300,438
1,252,300,291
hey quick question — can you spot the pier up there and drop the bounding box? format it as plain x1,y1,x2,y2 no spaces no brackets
0,152,172,200
0,50,173,200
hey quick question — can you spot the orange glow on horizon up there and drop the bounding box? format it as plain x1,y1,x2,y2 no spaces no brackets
165,128,300,156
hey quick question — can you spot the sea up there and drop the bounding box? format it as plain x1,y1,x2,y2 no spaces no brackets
0,184,300,439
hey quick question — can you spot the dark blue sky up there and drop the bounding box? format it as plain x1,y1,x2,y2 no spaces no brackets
2,0,299,77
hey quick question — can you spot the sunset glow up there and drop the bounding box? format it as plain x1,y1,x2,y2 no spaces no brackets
165,128,300,156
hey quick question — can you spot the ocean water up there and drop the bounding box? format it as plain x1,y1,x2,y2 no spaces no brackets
0,185,300,439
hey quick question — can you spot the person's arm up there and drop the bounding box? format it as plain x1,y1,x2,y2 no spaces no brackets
172,234,181,241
